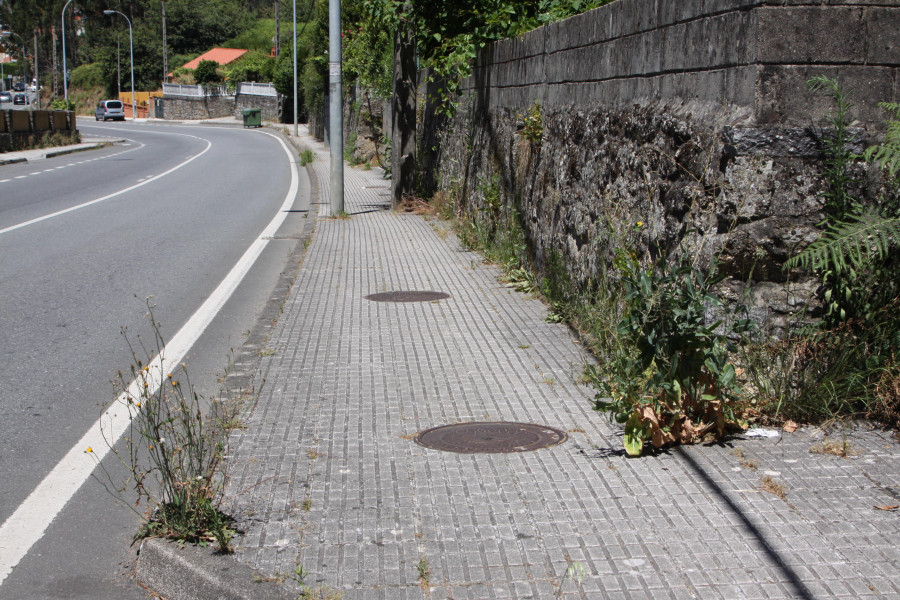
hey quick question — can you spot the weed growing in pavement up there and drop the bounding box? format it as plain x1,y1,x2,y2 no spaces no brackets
760,475,787,501
87,300,237,552
417,557,430,587
299,148,316,166
810,437,859,457
555,559,585,599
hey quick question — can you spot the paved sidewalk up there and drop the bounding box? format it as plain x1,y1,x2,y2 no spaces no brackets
207,125,900,599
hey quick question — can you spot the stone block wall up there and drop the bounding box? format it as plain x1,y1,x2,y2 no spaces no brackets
234,94,281,122
161,94,235,120
426,0,900,336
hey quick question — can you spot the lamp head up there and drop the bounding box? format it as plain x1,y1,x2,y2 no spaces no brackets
103,10,115,15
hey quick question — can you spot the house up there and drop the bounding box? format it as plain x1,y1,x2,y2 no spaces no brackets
168,47,248,78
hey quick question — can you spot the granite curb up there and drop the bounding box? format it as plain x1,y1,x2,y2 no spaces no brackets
136,538,296,600
0,138,122,164
133,127,317,600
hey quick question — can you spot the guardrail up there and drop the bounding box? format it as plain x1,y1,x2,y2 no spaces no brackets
236,82,278,97
162,83,232,97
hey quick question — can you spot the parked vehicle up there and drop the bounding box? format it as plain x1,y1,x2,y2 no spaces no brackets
95,100,125,121
0,91,11,103
13,93,26,105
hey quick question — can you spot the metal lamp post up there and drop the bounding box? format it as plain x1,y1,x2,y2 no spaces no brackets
61,0,74,104
103,10,135,121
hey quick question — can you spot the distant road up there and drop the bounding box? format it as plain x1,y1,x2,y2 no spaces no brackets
0,120,310,599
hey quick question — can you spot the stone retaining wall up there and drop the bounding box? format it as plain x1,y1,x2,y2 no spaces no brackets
160,94,236,120
425,0,900,336
0,109,78,152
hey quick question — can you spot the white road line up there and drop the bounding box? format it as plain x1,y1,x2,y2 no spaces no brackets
0,129,299,584
0,136,209,236
14,175,26,179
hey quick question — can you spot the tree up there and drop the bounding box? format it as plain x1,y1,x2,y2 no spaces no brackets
194,59,221,85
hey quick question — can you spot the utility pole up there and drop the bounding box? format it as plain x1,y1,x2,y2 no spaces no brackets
328,0,343,215
292,0,297,136
62,0,74,103
274,0,280,57
52,26,58,97
116,35,121,95
161,1,168,81
33,31,39,109
391,1,416,210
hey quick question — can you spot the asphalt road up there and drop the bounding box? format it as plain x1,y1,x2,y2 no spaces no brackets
0,119,311,598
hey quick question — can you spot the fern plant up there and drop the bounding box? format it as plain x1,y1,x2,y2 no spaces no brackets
806,75,857,218
785,208,900,276
863,102,900,178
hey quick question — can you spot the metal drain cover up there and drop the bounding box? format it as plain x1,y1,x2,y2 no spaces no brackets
365,291,450,302
414,422,567,454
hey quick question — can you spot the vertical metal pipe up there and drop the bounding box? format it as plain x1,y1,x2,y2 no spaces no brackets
33,31,39,109
328,0,343,215
292,0,297,136
161,1,168,82
61,0,73,103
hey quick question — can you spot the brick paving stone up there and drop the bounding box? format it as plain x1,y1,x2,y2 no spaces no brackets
218,124,900,599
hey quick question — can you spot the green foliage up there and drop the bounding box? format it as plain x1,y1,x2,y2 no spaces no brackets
785,208,900,279
49,98,76,111
756,79,900,428
342,23,393,99
519,102,543,145
299,149,316,166
70,63,104,89
88,303,237,552
223,50,274,86
863,102,900,179
806,75,857,218
165,0,254,55
194,60,222,86
357,0,614,115
222,18,277,52
589,245,749,455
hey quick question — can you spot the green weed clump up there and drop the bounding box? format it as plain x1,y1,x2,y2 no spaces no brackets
587,243,751,456
88,302,237,552
299,148,316,166
747,78,900,427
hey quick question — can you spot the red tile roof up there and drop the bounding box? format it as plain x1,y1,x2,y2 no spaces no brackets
173,48,248,74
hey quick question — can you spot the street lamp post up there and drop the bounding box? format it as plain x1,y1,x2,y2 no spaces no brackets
61,0,74,104
292,0,297,136
103,10,135,121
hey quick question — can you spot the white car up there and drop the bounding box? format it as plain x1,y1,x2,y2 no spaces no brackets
95,100,126,121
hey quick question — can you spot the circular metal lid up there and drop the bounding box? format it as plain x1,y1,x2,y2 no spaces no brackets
413,422,567,454
365,291,450,302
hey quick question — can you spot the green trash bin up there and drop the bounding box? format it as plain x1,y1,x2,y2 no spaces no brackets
242,108,261,128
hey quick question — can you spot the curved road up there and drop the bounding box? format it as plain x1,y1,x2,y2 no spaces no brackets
0,120,311,598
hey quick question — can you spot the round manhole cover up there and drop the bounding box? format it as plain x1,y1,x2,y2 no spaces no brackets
414,422,567,454
365,291,450,303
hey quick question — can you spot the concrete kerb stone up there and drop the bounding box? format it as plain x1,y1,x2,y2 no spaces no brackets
136,538,296,600
133,125,317,600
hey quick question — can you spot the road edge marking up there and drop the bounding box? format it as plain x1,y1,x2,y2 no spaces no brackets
0,129,300,585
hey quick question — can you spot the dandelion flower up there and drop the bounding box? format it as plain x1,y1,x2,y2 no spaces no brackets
637,221,643,227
